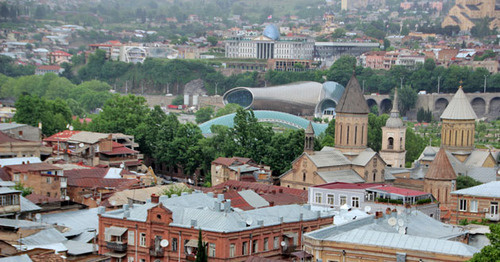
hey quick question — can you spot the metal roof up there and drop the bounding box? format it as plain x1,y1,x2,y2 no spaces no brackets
451,181,500,198
0,187,20,194
199,110,328,136
238,190,269,208
64,240,97,256
440,87,477,120
326,229,477,257
0,218,47,229
306,148,351,167
464,150,494,167
465,167,498,183
0,157,42,167
336,75,369,114
42,208,99,237
0,123,28,130
305,210,477,256
351,149,377,166
0,254,32,262
316,170,364,183
102,192,335,233
21,228,67,245
68,131,109,144
20,196,41,212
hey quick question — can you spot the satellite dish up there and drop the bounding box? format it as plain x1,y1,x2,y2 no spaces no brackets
79,143,84,148
398,227,406,235
160,239,169,247
388,217,397,226
187,247,193,254
65,196,70,201
35,213,41,221
120,162,125,169
246,218,253,226
398,218,405,227
364,206,372,213
280,241,286,247
69,126,74,131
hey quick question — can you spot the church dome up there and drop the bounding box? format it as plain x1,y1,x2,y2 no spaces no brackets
263,24,280,40
385,115,404,128
423,147,436,157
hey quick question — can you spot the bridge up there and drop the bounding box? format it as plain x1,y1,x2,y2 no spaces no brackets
198,110,328,136
365,92,500,120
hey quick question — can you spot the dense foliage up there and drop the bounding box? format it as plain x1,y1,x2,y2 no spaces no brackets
456,176,482,190
469,224,500,262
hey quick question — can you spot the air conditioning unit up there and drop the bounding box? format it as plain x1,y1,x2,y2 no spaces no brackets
483,208,489,213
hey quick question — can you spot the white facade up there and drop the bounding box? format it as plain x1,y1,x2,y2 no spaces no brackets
225,36,314,60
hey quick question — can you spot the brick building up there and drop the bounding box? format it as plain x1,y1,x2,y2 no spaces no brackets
450,181,500,224
211,157,272,186
0,132,51,159
3,163,66,199
98,192,335,261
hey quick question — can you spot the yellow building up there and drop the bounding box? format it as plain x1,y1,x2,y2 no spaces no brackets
442,0,500,31
380,89,406,168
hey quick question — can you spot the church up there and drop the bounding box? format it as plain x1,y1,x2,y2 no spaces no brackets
279,74,391,190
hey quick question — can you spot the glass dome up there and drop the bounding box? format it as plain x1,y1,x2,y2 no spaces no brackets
263,24,280,40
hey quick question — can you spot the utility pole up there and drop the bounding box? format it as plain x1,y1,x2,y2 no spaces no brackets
400,77,404,89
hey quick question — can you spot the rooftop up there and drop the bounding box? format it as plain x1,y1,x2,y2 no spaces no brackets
451,181,500,198
335,74,370,114
440,87,477,120
5,163,62,173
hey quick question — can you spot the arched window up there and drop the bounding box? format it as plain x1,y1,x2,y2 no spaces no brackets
361,125,364,144
354,126,358,145
372,170,377,182
400,137,403,150
346,126,350,145
448,129,451,145
388,137,394,149
303,172,306,182
339,124,342,144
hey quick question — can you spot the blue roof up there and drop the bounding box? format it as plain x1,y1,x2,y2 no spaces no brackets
263,24,280,40
199,110,328,136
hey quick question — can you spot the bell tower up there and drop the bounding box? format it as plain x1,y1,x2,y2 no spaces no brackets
304,121,315,155
380,88,406,168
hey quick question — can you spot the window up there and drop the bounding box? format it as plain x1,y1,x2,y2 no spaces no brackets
139,233,146,247
340,196,347,206
128,257,134,262
264,238,269,251
208,243,216,257
470,200,478,213
128,231,135,245
172,238,177,251
13,174,20,182
273,237,279,249
459,199,467,211
252,240,258,253
327,194,334,206
491,202,499,215
302,172,306,182
315,193,322,204
46,177,51,184
229,244,235,257
352,197,360,208
242,241,248,255
23,174,27,181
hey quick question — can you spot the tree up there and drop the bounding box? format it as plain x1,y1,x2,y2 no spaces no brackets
397,86,417,116
456,176,482,190
171,95,184,105
214,103,242,118
195,107,214,124
469,224,500,262
162,185,192,197
206,36,218,46
405,127,426,167
327,55,358,86
13,183,33,197
367,113,389,152
195,229,207,262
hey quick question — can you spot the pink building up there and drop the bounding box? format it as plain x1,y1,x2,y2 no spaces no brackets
361,51,386,70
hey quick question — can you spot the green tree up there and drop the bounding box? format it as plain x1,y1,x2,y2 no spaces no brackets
206,36,218,46
90,94,149,134
327,55,358,86
456,176,482,190
405,127,426,167
195,229,207,262
367,113,389,152
171,95,184,105
13,183,33,197
469,224,500,262
214,103,242,118
397,86,417,116
195,107,214,124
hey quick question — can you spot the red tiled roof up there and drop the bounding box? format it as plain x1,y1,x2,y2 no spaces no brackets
223,191,253,210
313,182,383,190
261,192,307,206
370,185,430,197
5,163,62,173
70,177,139,189
212,181,308,200
425,148,457,180
50,50,71,56
25,193,61,204
0,131,28,143
44,130,81,142
36,65,61,70
0,168,10,181
212,157,252,167
65,168,137,186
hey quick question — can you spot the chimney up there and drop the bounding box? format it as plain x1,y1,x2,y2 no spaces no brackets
151,194,159,204
128,198,134,207
123,204,129,211
97,206,105,215
375,211,383,219
191,219,197,228
257,220,264,227
279,216,284,223
272,190,276,194
207,192,214,198
214,201,220,211
385,207,391,215
123,210,130,218
224,200,231,212
316,210,321,218
279,188,283,193
269,201,274,207
299,213,303,221
217,194,224,201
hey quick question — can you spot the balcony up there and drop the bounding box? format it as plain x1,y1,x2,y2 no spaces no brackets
281,245,297,255
149,248,164,257
186,254,196,261
106,241,127,252
485,213,500,221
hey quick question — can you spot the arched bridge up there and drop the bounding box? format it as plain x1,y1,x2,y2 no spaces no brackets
198,110,328,136
364,92,500,120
